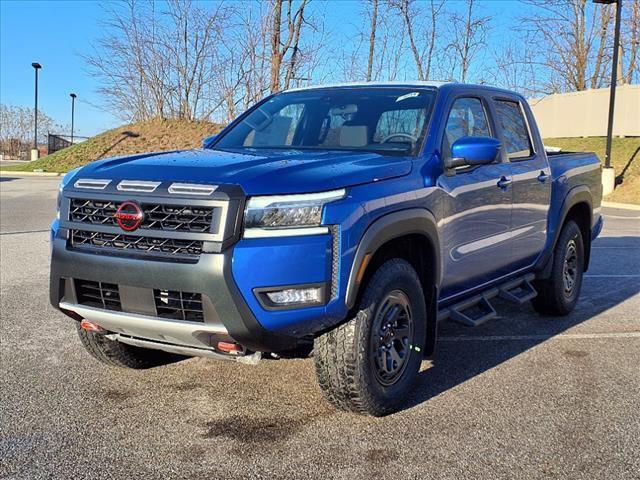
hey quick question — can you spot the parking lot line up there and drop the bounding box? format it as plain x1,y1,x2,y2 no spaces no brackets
584,274,640,277
439,332,640,342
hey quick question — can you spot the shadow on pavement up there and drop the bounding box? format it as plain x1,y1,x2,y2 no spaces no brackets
406,235,639,411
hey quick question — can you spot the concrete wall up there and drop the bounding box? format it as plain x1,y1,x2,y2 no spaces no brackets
528,84,640,138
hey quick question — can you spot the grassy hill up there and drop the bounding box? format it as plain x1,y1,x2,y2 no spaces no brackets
543,137,639,204
3,119,638,204
4,118,223,173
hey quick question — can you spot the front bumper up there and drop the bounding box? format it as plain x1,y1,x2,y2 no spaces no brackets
50,230,301,353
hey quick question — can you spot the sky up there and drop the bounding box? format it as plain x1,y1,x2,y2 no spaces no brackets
1,0,528,137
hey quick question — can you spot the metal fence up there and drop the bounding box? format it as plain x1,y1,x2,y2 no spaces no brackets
47,133,89,154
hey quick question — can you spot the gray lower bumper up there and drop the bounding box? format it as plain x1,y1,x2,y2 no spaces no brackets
50,232,300,352
60,302,228,348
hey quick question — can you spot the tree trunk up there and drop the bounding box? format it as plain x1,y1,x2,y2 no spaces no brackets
270,0,284,92
366,0,378,82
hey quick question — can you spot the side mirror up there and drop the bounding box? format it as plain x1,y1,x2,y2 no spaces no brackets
202,134,218,148
445,136,501,171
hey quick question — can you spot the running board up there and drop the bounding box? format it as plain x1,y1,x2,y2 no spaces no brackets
498,275,537,305
438,274,537,327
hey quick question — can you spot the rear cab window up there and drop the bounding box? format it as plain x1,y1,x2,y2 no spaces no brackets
493,99,534,160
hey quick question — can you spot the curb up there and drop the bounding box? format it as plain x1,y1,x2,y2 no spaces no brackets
0,170,63,177
602,201,640,211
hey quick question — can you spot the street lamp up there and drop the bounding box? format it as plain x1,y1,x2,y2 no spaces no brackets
31,62,42,160
70,93,77,144
593,0,622,195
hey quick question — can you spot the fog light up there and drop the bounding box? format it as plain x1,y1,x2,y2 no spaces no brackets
266,287,322,306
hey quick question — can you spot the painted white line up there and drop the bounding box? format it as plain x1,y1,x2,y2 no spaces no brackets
604,215,640,220
439,332,640,342
602,201,640,211
584,274,640,278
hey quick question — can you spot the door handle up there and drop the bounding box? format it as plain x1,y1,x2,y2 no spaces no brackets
537,171,550,183
497,176,512,189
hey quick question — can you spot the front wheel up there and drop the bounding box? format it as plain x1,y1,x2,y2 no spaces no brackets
314,259,427,416
532,220,585,316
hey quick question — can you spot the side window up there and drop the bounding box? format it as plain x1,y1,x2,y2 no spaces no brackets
442,97,491,158
494,100,533,159
243,103,305,147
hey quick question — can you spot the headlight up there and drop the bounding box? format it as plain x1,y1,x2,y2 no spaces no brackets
244,189,345,236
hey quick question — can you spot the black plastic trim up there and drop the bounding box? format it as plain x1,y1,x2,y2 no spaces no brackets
345,208,441,310
534,185,593,278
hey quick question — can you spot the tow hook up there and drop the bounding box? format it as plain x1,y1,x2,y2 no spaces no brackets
217,341,262,365
80,319,106,334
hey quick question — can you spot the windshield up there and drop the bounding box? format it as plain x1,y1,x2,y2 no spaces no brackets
212,87,437,156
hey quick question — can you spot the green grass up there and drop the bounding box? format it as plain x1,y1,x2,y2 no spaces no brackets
543,137,640,204
2,118,223,174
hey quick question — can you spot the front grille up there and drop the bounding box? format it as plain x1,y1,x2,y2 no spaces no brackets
71,230,203,258
69,198,214,233
154,289,204,322
75,279,122,311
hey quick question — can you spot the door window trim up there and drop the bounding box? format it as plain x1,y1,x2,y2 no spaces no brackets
492,96,537,163
440,94,498,172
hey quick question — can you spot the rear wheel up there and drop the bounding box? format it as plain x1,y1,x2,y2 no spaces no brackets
314,259,427,416
76,324,182,369
532,220,584,316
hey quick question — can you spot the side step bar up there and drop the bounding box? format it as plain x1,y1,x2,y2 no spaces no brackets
438,274,537,327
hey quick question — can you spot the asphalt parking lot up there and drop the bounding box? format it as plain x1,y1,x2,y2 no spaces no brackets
1,175,639,480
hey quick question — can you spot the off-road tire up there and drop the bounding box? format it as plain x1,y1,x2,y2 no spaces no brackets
76,324,181,369
532,220,584,316
314,259,427,416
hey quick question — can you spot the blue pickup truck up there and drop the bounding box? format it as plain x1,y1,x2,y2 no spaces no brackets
51,82,602,416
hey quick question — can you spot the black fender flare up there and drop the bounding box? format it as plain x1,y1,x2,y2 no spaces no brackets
344,208,441,355
536,185,593,277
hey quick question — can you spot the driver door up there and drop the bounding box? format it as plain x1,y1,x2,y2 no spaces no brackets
438,96,514,300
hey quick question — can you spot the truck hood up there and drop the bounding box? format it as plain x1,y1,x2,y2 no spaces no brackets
76,148,412,195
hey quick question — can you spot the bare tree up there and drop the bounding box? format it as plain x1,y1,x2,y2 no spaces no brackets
389,0,425,80
163,0,230,120
444,0,491,83
86,1,240,122
518,0,614,93
489,37,544,96
0,104,66,157
366,0,379,82
387,0,446,81
269,0,309,92
622,0,640,84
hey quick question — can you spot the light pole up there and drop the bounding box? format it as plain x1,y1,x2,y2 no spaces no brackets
70,93,77,144
593,0,622,195
31,62,42,160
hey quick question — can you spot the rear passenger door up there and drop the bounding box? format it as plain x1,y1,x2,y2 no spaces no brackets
438,96,514,300
492,97,551,269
